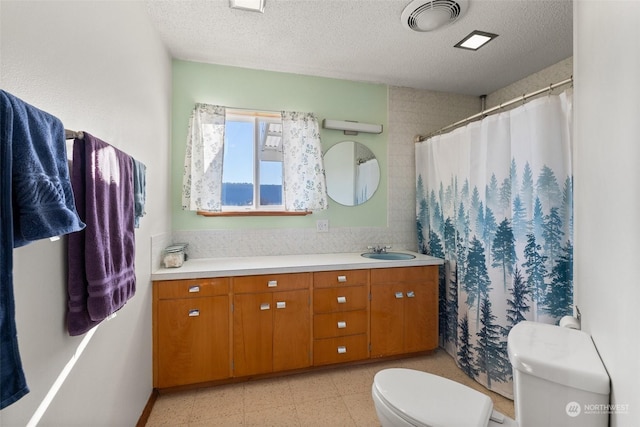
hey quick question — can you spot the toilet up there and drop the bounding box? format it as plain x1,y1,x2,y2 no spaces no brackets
372,321,610,427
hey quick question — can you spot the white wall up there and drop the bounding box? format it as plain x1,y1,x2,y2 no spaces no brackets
574,1,640,426
0,1,172,426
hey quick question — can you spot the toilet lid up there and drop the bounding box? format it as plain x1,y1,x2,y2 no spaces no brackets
373,368,493,427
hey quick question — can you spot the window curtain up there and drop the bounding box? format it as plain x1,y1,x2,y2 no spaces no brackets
281,111,328,211
415,90,573,399
182,104,226,212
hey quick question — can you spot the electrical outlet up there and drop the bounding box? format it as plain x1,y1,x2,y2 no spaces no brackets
316,219,329,233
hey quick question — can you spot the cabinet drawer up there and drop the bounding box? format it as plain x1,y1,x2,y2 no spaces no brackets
370,266,437,285
313,286,367,313
313,334,368,366
313,310,367,339
156,278,230,299
233,273,311,294
313,270,369,288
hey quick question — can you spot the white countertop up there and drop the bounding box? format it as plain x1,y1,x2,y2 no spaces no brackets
151,251,444,281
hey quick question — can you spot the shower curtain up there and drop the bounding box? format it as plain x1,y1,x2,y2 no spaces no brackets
416,90,573,398
355,159,379,204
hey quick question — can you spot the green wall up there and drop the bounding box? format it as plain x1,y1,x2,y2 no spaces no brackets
172,60,388,231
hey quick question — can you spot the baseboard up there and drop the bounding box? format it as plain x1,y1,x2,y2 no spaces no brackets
136,388,159,427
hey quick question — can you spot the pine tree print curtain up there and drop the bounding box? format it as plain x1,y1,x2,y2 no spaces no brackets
415,90,573,398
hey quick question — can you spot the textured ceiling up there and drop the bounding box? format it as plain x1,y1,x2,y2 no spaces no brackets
146,0,573,95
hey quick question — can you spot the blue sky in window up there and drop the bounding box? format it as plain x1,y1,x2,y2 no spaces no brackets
223,120,254,184
223,120,281,185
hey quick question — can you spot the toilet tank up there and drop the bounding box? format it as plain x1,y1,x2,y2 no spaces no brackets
507,321,610,427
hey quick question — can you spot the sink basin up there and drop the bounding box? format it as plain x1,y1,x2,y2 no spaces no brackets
361,252,416,260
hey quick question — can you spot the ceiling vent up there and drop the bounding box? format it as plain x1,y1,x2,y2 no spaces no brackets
401,0,469,32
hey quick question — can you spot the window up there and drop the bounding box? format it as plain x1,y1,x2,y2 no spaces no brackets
221,111,284,211
183,104,326,215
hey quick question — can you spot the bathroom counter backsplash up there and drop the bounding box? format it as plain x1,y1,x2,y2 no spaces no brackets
151,251,443,281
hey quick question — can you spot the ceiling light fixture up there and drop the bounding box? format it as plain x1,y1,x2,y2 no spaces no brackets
454,30,498,50
229,0,265,13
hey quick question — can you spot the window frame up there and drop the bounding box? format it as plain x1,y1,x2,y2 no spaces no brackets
220,110,285,213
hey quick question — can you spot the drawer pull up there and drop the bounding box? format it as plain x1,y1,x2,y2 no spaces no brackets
395,292,404,299
337,346,347,354
188,309,200,317
337,296,347,304
260,303,271,311
337,321,347,329
406,291,415,298
188,286,200,293
337,275,347,283
276,301,286,309
267,280,278,288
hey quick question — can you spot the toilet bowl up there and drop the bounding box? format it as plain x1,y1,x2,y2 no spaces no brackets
372,321,610,427
372,368,517,427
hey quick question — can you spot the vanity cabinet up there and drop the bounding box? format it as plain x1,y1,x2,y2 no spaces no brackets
152,261,440,389
370,266,438,357
232,273,312,376
153,278,231,388
312,270,369,365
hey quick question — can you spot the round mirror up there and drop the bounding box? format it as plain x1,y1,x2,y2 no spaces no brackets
324,141,380,206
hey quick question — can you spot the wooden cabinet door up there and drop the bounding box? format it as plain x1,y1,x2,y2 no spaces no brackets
273,289,310,372
370,266,439,357
370,283,405,357
233,293,273,377
233,273,311,377
156,295,230,388
404,281,438,353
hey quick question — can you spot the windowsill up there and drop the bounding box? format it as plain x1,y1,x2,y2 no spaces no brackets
197,210,312,217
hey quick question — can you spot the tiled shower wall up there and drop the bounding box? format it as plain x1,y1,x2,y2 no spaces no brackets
156,57,571,264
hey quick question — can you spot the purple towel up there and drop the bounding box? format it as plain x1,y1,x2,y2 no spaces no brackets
67,133,136,336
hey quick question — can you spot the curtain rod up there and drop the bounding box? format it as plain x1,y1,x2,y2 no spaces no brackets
225,107,281,119
414,76,573,143
227,110,281,119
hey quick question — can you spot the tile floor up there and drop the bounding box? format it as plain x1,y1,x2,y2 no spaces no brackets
146,349,515,426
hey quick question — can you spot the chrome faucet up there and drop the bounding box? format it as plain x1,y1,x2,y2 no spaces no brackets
368,245,391,254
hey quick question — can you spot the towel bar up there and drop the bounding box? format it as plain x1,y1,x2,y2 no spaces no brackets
64,129,84,140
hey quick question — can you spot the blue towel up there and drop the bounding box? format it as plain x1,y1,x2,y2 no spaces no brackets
1,90,85,246
0,91,29,409
0,91,84,408
132,158,146,228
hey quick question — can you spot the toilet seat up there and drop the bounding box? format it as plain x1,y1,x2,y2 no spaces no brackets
373,368,494,427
